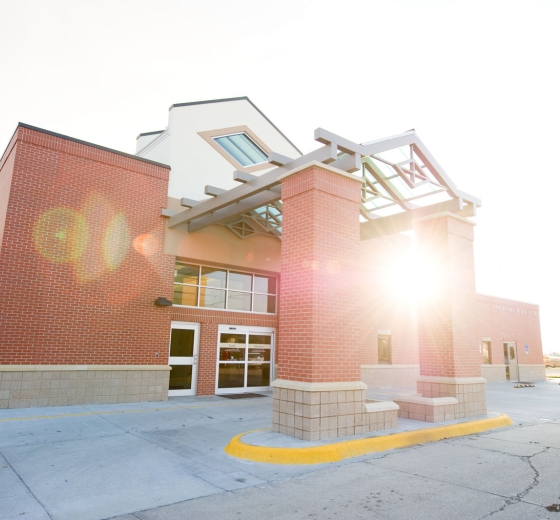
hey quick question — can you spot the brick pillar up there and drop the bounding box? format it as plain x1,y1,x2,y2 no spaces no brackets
403,212,486,420
272,162,399,440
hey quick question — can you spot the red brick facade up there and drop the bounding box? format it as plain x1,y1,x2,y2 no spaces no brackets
277,165,364,383
0,133,18,255
414,214,481,378
0,125,175,365
0,124,545,408
476,294,542,365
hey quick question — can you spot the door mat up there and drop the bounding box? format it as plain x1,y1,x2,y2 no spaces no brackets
219,393,267,400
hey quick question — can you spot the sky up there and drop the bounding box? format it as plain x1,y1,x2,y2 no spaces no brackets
1,0,559,354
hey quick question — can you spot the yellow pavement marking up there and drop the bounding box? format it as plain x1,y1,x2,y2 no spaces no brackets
225,414,514,465
0,399,258,423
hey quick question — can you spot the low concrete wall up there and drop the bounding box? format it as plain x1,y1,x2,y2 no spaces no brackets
518,364,546,382
271,380,398,441
361,365,419,389
480,364,546,383
0,365,171,409
481,364,506,383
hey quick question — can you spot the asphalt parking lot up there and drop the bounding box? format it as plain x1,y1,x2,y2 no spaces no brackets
1,380,559,520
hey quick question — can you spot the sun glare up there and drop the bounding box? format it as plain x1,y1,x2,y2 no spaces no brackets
384,241,444,306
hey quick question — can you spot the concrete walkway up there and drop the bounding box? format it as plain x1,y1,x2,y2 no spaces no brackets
1,381,559,520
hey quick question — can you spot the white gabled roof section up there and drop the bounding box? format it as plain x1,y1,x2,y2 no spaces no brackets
136,97,302,202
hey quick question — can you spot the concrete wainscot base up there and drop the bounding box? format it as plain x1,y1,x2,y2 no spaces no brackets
0,365,171,409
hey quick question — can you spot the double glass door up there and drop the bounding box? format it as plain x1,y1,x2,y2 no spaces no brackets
216,326,274,394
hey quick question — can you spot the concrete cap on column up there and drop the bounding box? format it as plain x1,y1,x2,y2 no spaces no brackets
277,160,365,184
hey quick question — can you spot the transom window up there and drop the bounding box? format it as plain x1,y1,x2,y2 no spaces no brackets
173,262,277,313
213,132,268,167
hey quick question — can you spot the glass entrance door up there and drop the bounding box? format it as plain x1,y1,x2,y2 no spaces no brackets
216,326,274,394
503,342,518,381
169,322,200,396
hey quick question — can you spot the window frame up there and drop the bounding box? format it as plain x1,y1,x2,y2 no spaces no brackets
212,132,268,168
198,125,272,173
173,261,277,315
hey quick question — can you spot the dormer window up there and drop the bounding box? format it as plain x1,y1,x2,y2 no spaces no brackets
198,125,272,173
213,132,268,167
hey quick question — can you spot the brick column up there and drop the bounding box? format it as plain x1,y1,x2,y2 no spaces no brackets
395,212,486,422
272,162,398,440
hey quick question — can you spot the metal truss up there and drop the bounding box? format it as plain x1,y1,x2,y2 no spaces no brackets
164,129,480,240
225,202,283,239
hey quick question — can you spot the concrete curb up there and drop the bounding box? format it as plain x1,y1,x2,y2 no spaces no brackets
225,414,513,465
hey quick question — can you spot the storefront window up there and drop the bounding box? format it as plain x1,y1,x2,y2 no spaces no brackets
173,262,277,313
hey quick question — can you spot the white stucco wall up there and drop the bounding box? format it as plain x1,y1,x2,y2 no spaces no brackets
136,98,301,200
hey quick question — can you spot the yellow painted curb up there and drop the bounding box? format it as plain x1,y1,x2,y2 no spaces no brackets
224,414,513,465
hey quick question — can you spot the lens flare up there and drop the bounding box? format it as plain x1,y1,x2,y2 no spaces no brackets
133,233,159,256
33,208,88,263
103,213,131,271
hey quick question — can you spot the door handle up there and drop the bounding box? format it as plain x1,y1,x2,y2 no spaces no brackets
194,355,198,365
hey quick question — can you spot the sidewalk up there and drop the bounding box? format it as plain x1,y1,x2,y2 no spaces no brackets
1,381,559,520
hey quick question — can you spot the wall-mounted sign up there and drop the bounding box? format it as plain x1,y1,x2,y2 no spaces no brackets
490,304,538,317
525,344,529,354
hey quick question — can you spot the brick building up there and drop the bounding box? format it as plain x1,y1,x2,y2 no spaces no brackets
0,97,544,414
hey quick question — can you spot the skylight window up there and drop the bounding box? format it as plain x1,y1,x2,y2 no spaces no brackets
213,133,268,167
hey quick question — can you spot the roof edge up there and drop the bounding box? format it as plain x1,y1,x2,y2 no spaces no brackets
136,130,165,140
17,123,170,169
169,96,249,110
169,96,303,156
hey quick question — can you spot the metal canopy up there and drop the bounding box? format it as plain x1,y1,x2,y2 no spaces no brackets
164,129,480,240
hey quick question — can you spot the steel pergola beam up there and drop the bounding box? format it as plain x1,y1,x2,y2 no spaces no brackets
167,144,338,229
187,151,364,232
188,186,283,233
362,157,415,211
166,128,482,237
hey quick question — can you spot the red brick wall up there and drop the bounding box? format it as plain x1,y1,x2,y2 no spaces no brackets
0,126,175,365
277,166,363,383
171,307,277,395
414,214,480,378
0,133,18,255
476,294,542,365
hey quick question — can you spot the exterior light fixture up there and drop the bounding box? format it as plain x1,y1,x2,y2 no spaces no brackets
154,297,172,307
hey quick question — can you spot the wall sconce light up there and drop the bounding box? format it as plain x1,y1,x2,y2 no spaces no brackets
154,297,172,307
